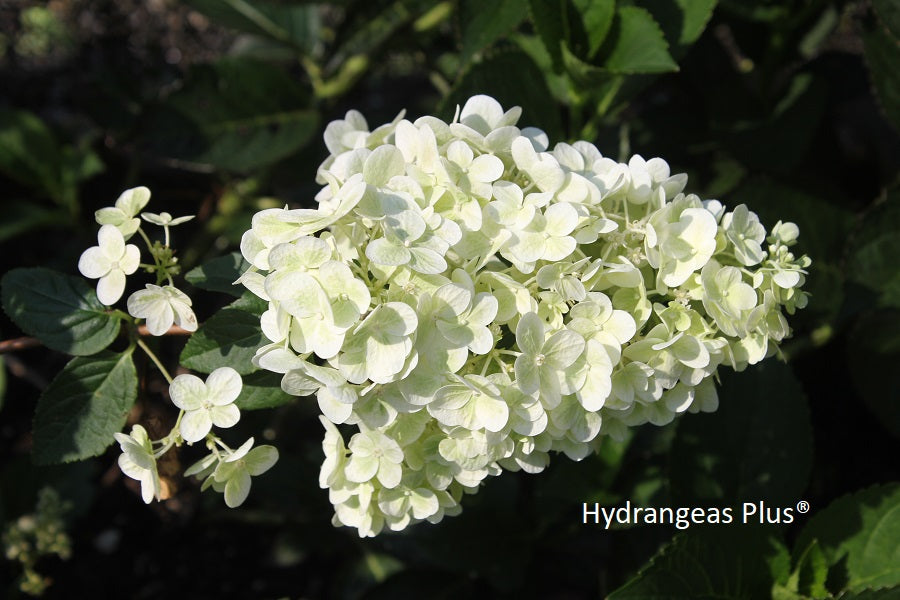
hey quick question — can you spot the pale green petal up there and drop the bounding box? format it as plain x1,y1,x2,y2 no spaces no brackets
376,459,402,488
366,237,411,266
116,186,151,216
206,367,242,405
516,312,545,356
409,488,439,519
78,246,110,279
345,454,379,483
544,203,578,237
210,403,241,429
317,387,354,423
408,247,447,275
97,270,126,305
363,145,405,187
245,446,279,476
468,154,504,182
97,224,125,259
543,329,585,369
169,374,206,410
180,409,213,443
475,396,509,432
224,470,252,508
514,354,540,395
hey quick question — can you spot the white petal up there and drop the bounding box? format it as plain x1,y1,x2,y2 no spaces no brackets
97,224,125,259
210,403,241,429
180,410,213,443
96,270,126,305
206,367,242,405
78,247,111,279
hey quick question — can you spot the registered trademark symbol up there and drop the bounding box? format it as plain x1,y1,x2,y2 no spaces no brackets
797,500,810,513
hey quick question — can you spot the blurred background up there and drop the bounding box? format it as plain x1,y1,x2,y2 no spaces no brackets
0,0,898,598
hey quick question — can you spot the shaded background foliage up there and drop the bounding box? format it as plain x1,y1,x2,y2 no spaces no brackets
0,0,898,597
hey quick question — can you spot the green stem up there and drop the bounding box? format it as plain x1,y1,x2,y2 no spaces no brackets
137,338,173,384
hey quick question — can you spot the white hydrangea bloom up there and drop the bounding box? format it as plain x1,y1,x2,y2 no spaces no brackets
127,284,198,335
78,224,141,305
237,94,810,538
169,367,242,443
95,186,151,239
114,425,160,504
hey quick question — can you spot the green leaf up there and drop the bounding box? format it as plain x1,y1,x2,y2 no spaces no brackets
185,252,249,297
180,294,267,375
32,350,138,465
600,6,678,74
837,587,900,600
184,0,319,52
608,526,791,599
794,484,900,593
458,0,527,66
0,202,69,243
863,22,900,133
1,268,121,356
848,311,900,439
572,0,615,58
442,48,565,143
0,110,103,210
669,361,813,506
676,0,717,44
788,539,830,598
527,0,566,71
848,189,900,308
234,371,294,410
146,58,319,172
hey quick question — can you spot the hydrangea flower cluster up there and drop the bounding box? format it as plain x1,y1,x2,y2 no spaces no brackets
239,95,810,537
79,188,278,508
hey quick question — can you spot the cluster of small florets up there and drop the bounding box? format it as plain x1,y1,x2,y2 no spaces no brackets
78,188,277,508
238,95,810,537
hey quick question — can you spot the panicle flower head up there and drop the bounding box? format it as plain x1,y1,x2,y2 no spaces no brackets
238,94,810,537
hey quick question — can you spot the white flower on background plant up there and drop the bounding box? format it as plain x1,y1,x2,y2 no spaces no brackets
211,438,279,508
126,284,198,335
114,425,160,504
95,186,151,239
169,367,242,443
77,224,141,305
140,212,195,227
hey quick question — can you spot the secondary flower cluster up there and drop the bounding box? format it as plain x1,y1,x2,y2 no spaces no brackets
79,189,277,507
239,95,810,537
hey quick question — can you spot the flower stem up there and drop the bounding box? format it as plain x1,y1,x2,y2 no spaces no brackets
137,338,174,384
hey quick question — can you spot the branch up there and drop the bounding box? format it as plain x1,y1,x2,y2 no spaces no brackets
0,325,192,355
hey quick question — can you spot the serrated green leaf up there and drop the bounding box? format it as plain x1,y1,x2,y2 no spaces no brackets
601,6,678,74
794,484,900,593
669,361,813,506
1,268,121,356
863,23,900,133
146,58,319,172
608,526,791,599
676,0,717,44
235,371,294,410
528,0,566,72
458,0,527,66
180,295,266,375
791,539,830,598
185,252,249,297
837,586,900,600
184,0,319,52
572,0,615,58
32,350,137,465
